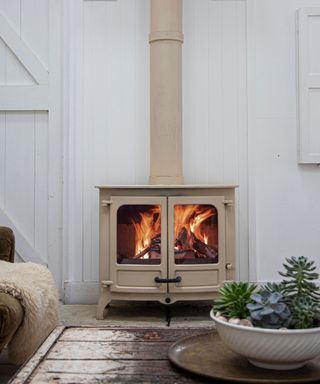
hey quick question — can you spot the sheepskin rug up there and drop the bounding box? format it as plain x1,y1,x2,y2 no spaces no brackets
0,261,59,364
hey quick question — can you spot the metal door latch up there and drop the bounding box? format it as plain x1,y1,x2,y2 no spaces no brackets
154,276,182,284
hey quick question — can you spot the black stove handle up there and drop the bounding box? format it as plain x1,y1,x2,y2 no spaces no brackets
154,276,182,284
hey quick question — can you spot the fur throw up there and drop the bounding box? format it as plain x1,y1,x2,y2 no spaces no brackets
0,261,59,364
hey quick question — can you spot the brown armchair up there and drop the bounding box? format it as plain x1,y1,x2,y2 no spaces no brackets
0,227,24,358
0,227,15,263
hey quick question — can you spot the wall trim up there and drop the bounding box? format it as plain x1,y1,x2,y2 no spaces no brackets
62,0,85,291
246,0,257,283
64,281,99,304
48,0,64,296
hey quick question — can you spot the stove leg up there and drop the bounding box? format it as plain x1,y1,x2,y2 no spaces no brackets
96,288,111,320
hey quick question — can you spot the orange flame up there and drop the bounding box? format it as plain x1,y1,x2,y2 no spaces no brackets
132,204,215,259
174,205,214,245
132,206,161,257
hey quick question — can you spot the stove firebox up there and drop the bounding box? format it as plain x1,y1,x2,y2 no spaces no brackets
96,185,236,319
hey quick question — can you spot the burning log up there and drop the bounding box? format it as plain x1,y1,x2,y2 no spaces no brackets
191,232,218,260
133,247,150,259
149,250,161,259
133,234,161,259
151,234,161,245
174,249,196,259
175,227,188,249
131,225,217,262
174,226,218,261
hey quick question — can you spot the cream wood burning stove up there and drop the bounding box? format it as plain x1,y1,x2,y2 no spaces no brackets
96,185,236,319
96,0,238,319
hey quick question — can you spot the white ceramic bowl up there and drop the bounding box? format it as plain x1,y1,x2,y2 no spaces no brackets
210,309,320,370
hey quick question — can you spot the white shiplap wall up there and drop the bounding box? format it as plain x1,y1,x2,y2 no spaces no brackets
0,0,63,293
247,0,320,283
64,0,248,303
64,0,151,302
183,0,248,280
4,0,319,304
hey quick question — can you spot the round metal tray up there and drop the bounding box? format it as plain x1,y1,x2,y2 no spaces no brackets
168,331,320,383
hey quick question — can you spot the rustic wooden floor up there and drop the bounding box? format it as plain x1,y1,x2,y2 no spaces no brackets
11,326,216,383
0,300,213,383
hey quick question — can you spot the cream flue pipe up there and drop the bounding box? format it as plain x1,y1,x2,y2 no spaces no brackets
149,0,184,185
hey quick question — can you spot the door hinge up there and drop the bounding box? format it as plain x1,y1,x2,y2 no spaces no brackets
101,280,113,287
101,200,113,207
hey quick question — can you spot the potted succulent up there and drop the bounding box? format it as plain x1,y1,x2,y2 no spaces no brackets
210,256,320,370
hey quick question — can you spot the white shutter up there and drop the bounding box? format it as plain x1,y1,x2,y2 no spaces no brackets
297,8,320,164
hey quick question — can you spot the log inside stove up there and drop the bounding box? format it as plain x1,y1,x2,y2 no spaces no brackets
174,227,218,261
117,228,218,264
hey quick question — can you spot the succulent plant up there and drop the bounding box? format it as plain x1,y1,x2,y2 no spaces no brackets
261,282,287,296
213,282,257,319
279,256,320,301
274,256,320,329
290,296,320,329
247,292,291,329
213,257,320,330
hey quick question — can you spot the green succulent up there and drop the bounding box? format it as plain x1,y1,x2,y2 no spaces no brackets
213,282,257,319
276,256,320,328
213,257,320,329
261,282,287,296
290,296,320,329
279,256,320,301
247,292,291,329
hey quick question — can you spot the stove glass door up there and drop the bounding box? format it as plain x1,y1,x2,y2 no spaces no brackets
168,196,226,293
110,196,167,293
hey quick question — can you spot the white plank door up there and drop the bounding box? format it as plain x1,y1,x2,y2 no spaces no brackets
0,0,63,294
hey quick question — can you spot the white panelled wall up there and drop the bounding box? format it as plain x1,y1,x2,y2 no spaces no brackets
183,0,248,281
1,0,320,304
248,0,320,283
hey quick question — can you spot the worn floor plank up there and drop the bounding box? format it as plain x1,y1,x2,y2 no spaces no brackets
60,327,212,342
9,327,65,384
10,327,213,384
47,340,172,360
27,372,204,384
38,359,181,375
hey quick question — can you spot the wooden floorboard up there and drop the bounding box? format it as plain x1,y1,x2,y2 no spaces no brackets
47,340,173,360
10,327,213,384
59,327,206,342
27,372,201,384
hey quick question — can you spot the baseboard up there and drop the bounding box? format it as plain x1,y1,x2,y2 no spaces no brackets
64,281,99,304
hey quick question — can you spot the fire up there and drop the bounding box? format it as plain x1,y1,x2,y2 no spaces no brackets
174,205,214,245
131,204,216,260
132,206,161,257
